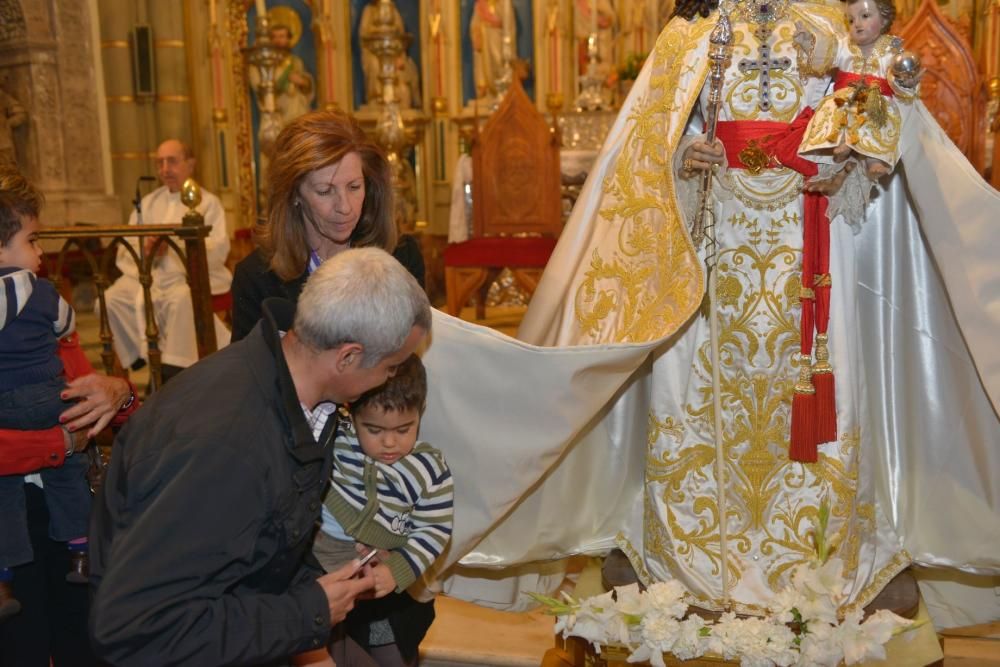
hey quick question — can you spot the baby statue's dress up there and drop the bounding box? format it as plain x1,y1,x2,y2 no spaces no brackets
800,33,915,168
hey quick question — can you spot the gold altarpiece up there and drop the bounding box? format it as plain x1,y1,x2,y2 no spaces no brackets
160,0,1000,241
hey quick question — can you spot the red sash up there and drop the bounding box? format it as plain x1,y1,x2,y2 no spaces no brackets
834,71,893,97
715,109,836,462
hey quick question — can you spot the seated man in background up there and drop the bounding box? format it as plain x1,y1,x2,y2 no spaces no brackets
104,138,231,381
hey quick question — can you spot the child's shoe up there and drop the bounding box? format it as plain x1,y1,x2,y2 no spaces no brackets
0,581,20,621
67,550,89,584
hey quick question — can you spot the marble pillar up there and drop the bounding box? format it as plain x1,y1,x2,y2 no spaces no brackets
0,0,119,224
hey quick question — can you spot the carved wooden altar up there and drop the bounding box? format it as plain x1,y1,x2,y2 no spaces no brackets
898,0,990,171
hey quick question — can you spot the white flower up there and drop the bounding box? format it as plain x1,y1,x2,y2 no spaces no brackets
798,621,844,667
704,612,741,659
836,608,912,665
568,590,622,649
728,616,798,667
768,586,807,625
787,559,845,625
862,608,911,645
554,612,576,636
672,616,709,661
640,610,681,651
645,580,689,618
614,583,649,620
626,643,666,667
539,563,903,667
793,558,847,602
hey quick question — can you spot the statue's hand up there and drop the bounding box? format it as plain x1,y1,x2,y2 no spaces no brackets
792,21,816,58
803,161,856,195
681,139,725,178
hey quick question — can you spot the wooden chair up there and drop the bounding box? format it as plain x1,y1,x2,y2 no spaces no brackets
443,76,562,318
898,0,990,171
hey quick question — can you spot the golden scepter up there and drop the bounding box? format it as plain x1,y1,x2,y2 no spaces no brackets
691,8,734,259
696,6,734,608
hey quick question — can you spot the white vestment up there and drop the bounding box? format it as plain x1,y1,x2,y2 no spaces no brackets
105,186,231,369
412,5,1000,626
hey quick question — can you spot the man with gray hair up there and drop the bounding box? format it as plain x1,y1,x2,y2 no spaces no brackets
89,247,430,666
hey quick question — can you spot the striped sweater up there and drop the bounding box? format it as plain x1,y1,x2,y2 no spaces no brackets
324,417,454,591
0,267,75,391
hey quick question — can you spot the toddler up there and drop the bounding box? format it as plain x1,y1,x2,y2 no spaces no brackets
298,353,452,667
798,0,918,179
0,167,90,622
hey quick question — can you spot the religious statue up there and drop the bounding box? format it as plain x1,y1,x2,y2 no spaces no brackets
0,84,27,167
504,0,1000,611
396,53,422,109
470,0,514,100
248,17,315,128
573,0,617,78
798,0,917,180
359,0,410,106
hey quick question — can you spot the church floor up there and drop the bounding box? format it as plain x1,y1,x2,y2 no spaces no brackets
420,595,556,666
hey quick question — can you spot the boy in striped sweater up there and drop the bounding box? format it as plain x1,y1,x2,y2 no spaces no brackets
0,169,90,622
302,353,453,667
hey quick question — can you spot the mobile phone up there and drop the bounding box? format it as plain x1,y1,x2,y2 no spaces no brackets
357,548,378,567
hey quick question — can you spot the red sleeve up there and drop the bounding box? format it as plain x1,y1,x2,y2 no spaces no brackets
0,333,139,475
0,427,66,475
0,334,82,474
59,331,96,380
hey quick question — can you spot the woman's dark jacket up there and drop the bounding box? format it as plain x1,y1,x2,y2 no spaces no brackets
231,234,426,342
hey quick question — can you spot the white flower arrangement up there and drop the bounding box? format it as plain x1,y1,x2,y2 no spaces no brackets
529,504,920,666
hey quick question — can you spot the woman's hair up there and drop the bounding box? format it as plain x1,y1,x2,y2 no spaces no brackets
0,165,43,246
352,353,427,415
844,0,896,33
256,109,396,282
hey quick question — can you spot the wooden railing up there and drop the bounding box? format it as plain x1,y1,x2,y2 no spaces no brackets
38,205,216,394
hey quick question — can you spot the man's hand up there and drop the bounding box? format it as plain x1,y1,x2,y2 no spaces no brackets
803,160,856,195
681,139,725,177
61,426,90,454
60,374,132,438
316,560,375,625
370,562,398,599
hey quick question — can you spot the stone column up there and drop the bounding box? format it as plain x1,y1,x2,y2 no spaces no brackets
0,0,119,224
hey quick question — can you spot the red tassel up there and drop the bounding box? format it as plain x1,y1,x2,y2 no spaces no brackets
790,392,817,462
790,364,817,463
813,371,836,444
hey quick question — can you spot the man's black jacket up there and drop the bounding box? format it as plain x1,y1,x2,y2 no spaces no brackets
90,299,337,666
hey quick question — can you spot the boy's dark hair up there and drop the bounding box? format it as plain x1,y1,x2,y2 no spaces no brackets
352,353,427,415
0,165,44,246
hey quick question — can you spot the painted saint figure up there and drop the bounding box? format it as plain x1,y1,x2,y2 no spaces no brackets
470,0,513,100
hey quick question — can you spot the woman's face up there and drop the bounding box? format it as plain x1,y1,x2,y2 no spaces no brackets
298,151,366,248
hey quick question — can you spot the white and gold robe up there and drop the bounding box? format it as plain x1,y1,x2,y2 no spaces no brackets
413,2,1000,625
